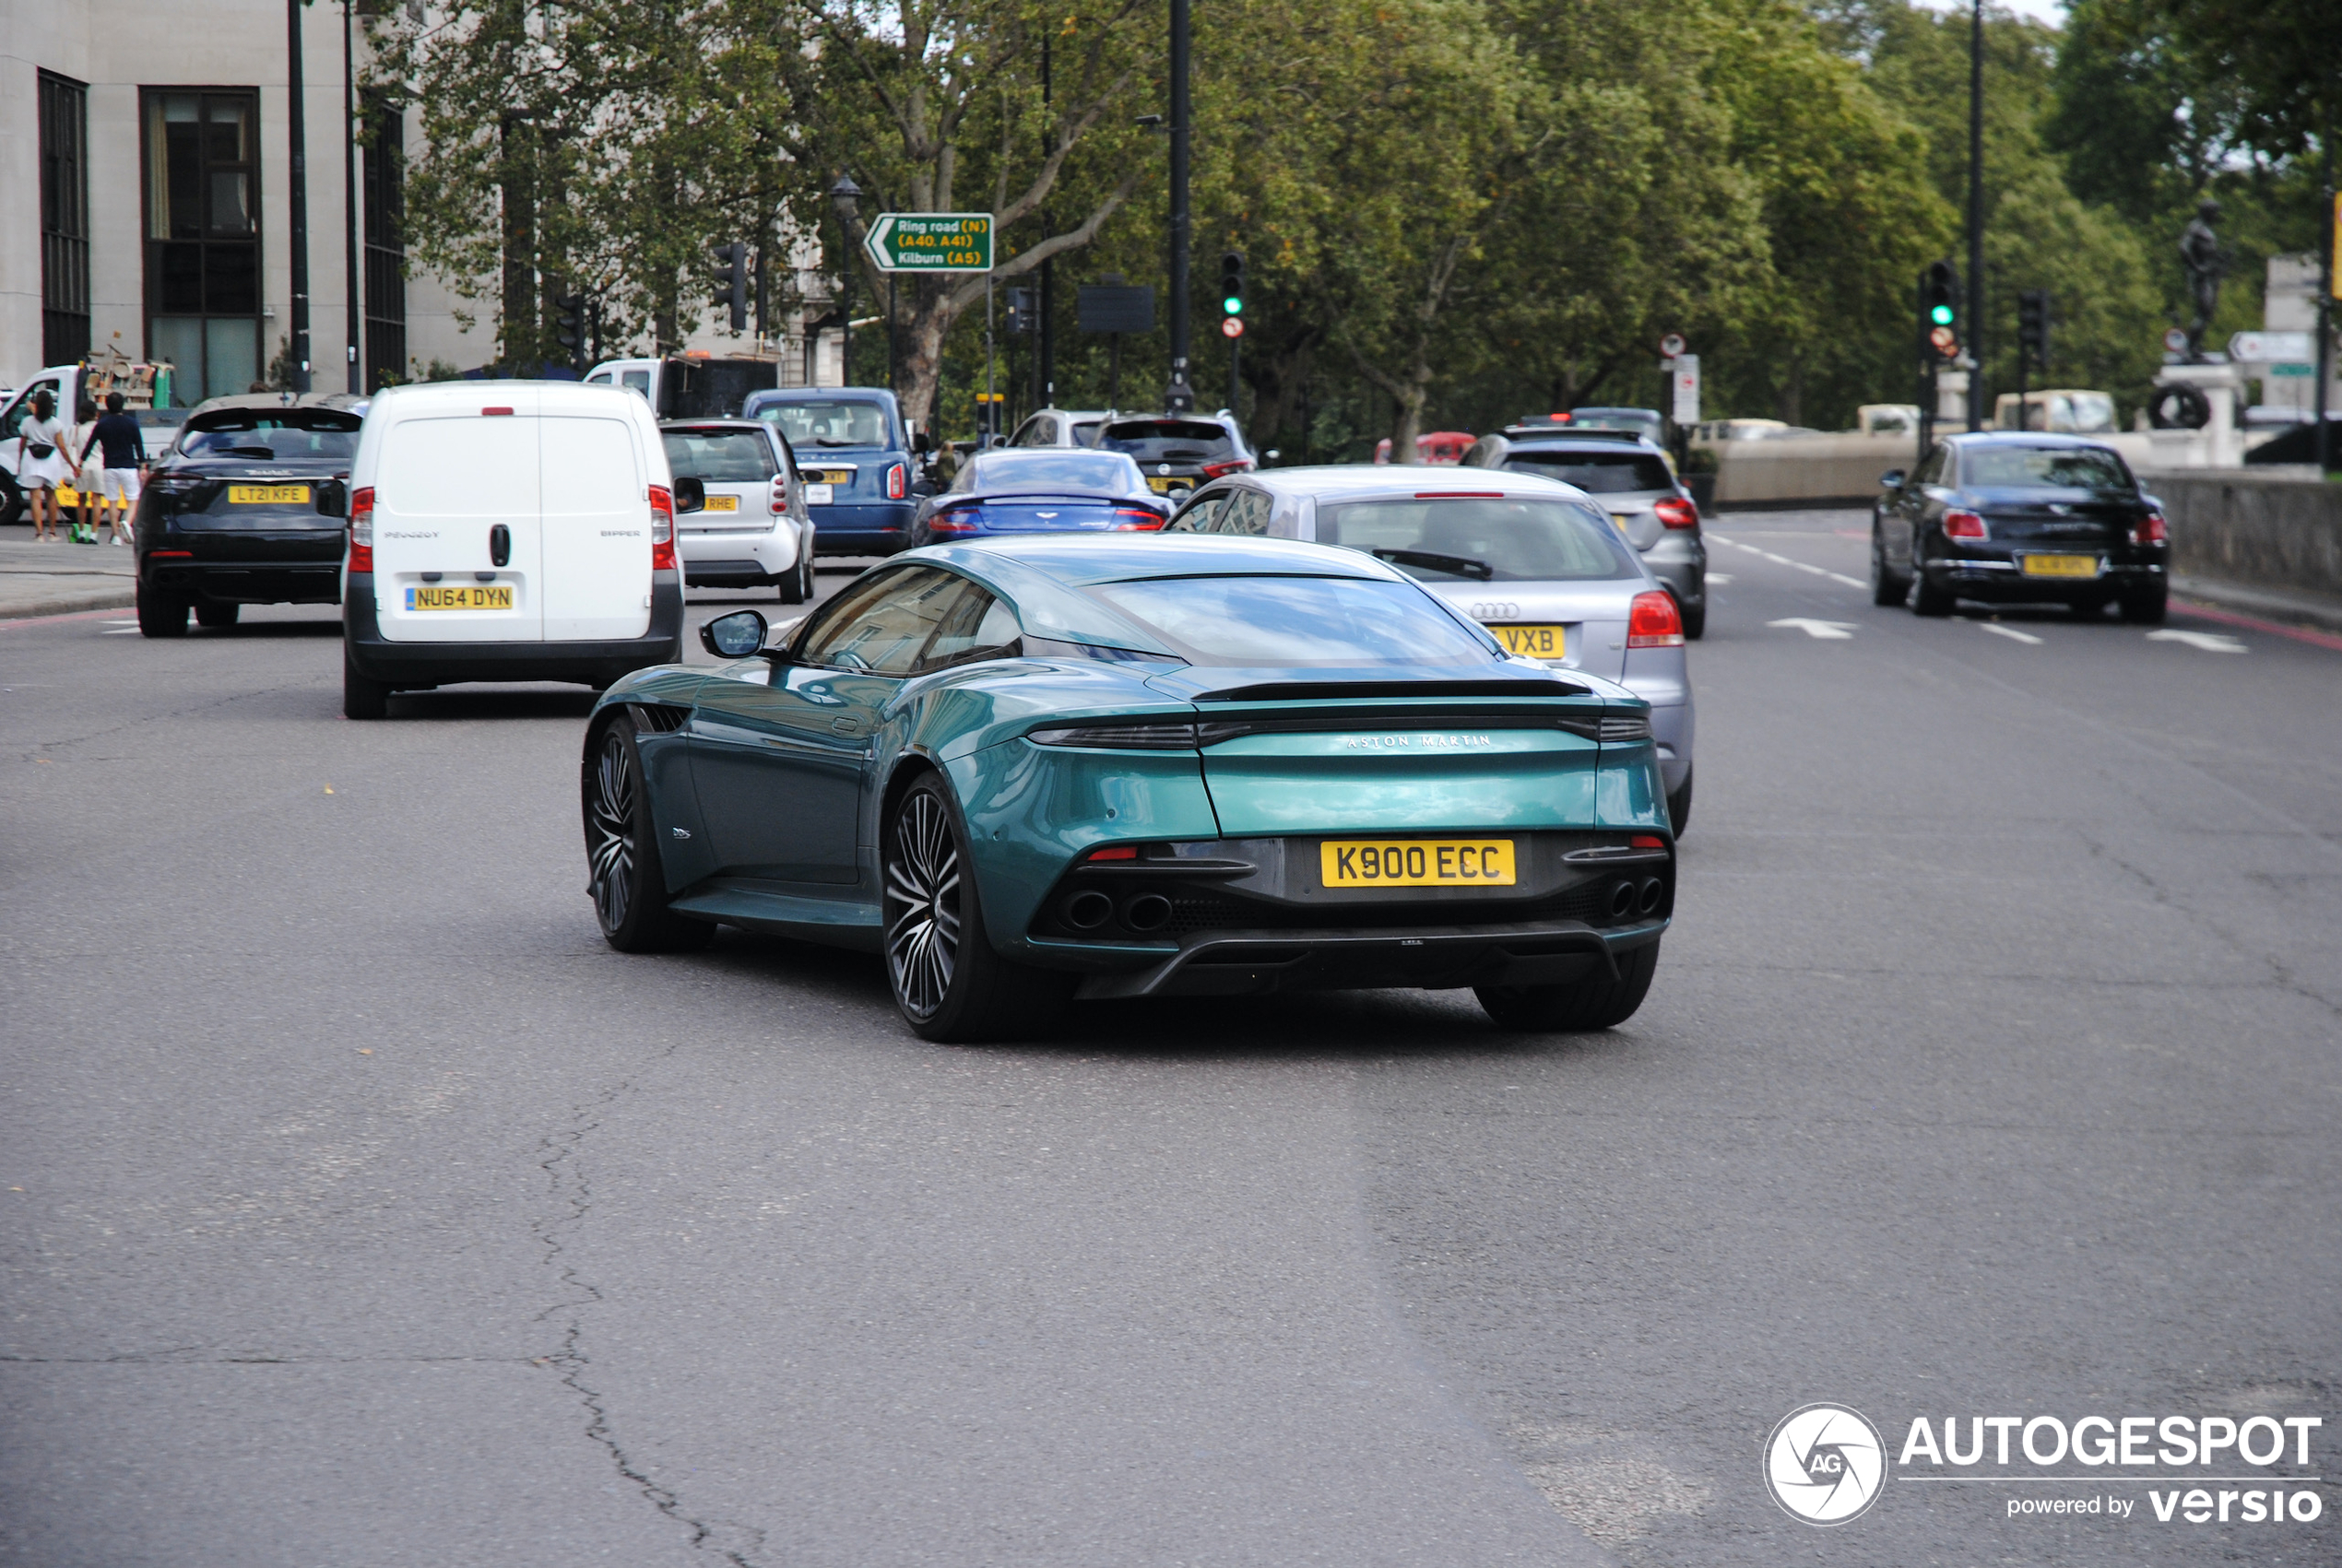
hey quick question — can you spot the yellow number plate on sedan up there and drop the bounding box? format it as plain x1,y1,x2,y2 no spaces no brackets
1148,476,1180,493
230,484,311,504
2020,553,2100,578
1486,624,1566,659
1321,839,1517,888
408,584,515,611
704,494,739,512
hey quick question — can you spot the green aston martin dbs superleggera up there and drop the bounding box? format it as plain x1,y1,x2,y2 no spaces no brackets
581,534,1674,1041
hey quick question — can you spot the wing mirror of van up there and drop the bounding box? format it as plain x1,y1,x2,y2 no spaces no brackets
316,477,348,518
701,608,770,660
672,476,706,513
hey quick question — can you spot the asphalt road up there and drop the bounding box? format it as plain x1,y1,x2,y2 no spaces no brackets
3,520,2336,1567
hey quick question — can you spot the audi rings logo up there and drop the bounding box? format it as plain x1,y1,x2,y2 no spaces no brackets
1764,1404,1887,1525
1471,601,1520,619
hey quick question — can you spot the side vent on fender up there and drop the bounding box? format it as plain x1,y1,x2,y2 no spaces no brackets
632,702,692,735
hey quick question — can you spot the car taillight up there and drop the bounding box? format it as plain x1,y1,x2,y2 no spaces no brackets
1626,589,1685,648
348,486,374,572
1943,509,1987,540
886,463,907,500
1653,496,1699,530
1112,508,1165,531
2130,512,2167,545
648,485,678,571
928,506,978,534
1201,458,1251,479
772,476,790,511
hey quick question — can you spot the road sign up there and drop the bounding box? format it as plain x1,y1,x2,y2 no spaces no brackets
1221,316,1244,339
2162,327,2191,355
1078,285,1154,335
1670,353,1699,424
1660,333,1686,358
2229,331,2312,363
1929,325,1958,355
861,213,994,274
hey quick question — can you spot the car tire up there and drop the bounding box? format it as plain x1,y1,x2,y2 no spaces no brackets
1910,565,1954,617
1678,595,1706,641
2119,587,2168,624
342,645,392,720
1475,939,1662,1032
136,579,189,638
1666,765,1693,836
0,471,22,528
779,547,810,605
195,600,240,629
884,773,1073,1043
1870,527,1910,607
583,713,716,953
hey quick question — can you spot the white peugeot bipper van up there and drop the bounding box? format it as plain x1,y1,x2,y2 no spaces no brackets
338,383,685,718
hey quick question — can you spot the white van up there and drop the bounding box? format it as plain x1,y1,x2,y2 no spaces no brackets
338,382,684,718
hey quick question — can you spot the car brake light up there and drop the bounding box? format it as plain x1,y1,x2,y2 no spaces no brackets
1943,509,1987,540
772,476,790,510
348,486,374,572
928,506,978,534
1084,844,1139,861
150,549,194,559
2130,512,2167,545
1414,491,1502,500
481,406,515,417
1201,458,1251,479
1112,507,1165,530
1653,496,1699,530
647,486,678,572
1629,834,1666,849
886,463,907,500
1626,589,1685,648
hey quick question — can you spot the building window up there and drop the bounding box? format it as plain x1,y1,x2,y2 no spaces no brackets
362,91,408,391
143,88,262,404
39,71,92,369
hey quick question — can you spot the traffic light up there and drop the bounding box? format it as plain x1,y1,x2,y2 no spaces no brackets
1219,252,1245,318
1920,260,1960,357
711,240,748,333
1005,288,1035,336
553,293,586,360
2017,289,2052,366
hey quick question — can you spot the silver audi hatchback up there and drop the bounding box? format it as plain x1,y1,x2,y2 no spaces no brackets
1165,466,1697,830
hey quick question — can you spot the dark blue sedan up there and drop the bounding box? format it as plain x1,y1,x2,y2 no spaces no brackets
912,450,1170,546
742,388,919,556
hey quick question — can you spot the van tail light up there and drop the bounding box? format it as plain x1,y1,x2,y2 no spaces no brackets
2130,512,2167,545
886,463,907,500
1653,496,1699,530
648,485,678,572
1942,509,1987,540
1201,458,1251,479
1112,507,1166,530
347,487,375,572
1626,590,1685,648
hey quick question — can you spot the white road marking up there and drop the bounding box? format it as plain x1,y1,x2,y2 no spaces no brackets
103,619,137,626
1792,561,1828,576
1768,617,1858,640
1979,622,2043,644
1707,532,1735,546
1826,572,1865,587
1706,573,1733,584
1760,551,1795,565
2147,629,2246,654
103,628,141,635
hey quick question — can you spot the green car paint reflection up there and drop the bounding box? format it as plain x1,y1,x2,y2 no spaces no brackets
584,533,1675,1042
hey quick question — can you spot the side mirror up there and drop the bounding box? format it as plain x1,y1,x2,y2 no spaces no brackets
700,608,771,659
672,476,706,513
1879,469,1906,489
913,430,935,454
316,477,348,518
1264,449,1281,463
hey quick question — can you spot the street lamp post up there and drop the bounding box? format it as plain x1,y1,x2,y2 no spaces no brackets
1966,0,1984,431
342,0,361,392
288,0,313,393
830,174,861,390
1163,0,1193,412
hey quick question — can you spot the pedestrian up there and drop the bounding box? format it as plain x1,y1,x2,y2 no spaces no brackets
13,387,71,542
80,392,148,547
67,397,102,542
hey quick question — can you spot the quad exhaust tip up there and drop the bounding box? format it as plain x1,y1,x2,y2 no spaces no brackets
1123,893,1175,933
1064,890,1115,930
1638,877,1665,916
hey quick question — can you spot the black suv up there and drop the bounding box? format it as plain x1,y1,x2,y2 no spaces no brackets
135,395,362,636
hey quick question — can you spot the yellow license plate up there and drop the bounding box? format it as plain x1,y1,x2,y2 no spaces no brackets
810,469,852,485
1149,476,1190,494
407,584,515,611
230,484,311,505
1320,839,1517,889
704,495,739,512
2019,553,2100,578
1610,513,1631,532
1486,623,1566,659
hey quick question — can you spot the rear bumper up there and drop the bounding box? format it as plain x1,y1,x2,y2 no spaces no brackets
342,572,684,686
1923,555,2164,602
681,525,802,585
1056,917,1665,1000
810,501,916,554
141,555,342,606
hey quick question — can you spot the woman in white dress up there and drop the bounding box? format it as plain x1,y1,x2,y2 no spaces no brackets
14,388,72,542
66,397,101,541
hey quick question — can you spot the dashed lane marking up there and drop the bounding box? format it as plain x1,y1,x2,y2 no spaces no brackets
1979,622,2043,645
1768,618,1859,640
2147,629,2246,654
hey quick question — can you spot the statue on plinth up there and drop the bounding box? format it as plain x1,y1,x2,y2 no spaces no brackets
2179,198,2229,362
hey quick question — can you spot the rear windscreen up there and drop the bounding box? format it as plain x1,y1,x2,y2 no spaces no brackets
757,400,890,448
1500,449,1672,494
964,452,1137,493
1317,497,1637,583
664,430,775,481
1100,419,1236,463
1089,575,1495,666
1962,446,2133,492
178,414,361,462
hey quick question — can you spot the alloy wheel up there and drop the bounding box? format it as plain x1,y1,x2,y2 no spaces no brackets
587,729,637,932
885,790,962,1020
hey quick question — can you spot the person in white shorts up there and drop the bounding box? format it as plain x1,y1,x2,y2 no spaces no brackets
80,392,149,546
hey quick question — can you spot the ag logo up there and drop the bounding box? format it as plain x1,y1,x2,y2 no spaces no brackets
1763,1403,1887,1525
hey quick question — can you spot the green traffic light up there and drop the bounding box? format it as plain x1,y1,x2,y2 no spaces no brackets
1223,296,1243,314
1930,304,1955,325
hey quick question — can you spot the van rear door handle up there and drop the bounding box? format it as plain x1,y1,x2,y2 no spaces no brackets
490,524,511,567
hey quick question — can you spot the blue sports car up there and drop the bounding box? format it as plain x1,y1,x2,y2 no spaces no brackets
911,448,1170,546
580,535,1674,1042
